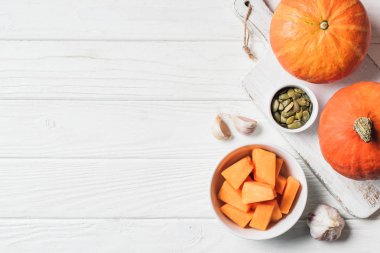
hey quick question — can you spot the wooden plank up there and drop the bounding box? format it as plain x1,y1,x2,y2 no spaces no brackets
0,0,377,42
264,0,380,43
0,41,258,100
0,219,377,252
0,100,291,159
0,158,342,218
0,0,242,41
0,40,373,101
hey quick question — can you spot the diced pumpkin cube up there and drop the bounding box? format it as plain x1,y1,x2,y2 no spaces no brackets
252,149,276,186
221,156,253,190
220,204,252,228
266,199,283,222
218,181,250,212
242,181,276,204
250,199,282,222
249,204,274,230
280,176,300,214
276,158,283,177
275,175,287,195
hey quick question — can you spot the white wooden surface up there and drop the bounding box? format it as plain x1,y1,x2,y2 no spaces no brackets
0,0,378,252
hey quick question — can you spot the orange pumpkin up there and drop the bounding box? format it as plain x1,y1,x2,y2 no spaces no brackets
270,0,371,84
319,82,380,180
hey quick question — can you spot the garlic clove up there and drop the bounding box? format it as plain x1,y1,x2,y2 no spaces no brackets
211,115,232,140
307,204,345,241
231,115,257,135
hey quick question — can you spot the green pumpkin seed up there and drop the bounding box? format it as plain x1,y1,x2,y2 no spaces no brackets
284,102,294,113
280,115,287,123
293,100,300,112
302,111,310,122
282,99,291,107
288,121,302,129
281,110,295,118
287,89,295,97
294,88,305,94
279,103,284,111
272,99,279,112
292,93,301,99
297,98,308,106
296,109,303,120
274,112,281,122
279,94,289,100
286,116,295,124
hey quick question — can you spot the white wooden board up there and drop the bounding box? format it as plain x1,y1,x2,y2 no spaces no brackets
0,219,378,253
0,158,339,218
234,0,380,218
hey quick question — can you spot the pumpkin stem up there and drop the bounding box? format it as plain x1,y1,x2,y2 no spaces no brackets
320,20,329,30
354,117,373,143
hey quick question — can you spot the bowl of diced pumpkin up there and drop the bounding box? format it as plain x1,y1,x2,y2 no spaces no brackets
210,144,307,240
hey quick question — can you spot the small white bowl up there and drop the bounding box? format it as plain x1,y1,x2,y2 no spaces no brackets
268,84,319,133
210,144,307,240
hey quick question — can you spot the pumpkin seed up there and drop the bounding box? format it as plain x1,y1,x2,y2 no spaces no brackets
293,100,300,112
292,93,301,99
294,88,305,94
274,112,281,122
279,93,289,100
284,102,294,113
297,98,308,106
296,109,303,120
279,103,284,111
272,99,279,112
280,115,287,123
287,89,295,97
282,99,291,107
302,111,310,122
288,121,302,129
286,116,295,124
281,110,295,118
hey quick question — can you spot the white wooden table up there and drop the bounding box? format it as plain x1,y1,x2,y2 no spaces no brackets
0,0,379,252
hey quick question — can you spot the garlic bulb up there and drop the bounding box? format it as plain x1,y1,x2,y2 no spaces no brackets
307,204,345,241
211,115,232,140
230,115,257,135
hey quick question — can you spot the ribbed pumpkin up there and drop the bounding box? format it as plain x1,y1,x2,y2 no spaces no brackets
270,0,371,84
319,82,380,180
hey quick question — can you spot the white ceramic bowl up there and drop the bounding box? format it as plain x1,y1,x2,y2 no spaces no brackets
210,144,308,240
268,84,319,133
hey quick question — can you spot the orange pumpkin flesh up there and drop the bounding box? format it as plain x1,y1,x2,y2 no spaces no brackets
270,0,371,84
319,82,380,180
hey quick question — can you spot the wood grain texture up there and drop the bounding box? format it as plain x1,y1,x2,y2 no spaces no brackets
0,100,292,159
0,0,377,42
0,41,261,100
0,219,378,253
0,158,343,218
0,0,242,41
0,41,374,101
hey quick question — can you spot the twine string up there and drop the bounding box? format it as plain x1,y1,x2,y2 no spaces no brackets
243,2,254,60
